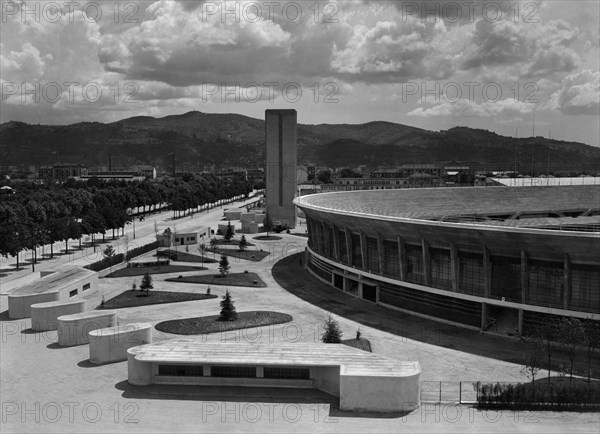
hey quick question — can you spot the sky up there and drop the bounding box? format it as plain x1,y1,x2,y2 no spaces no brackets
1,0,599,146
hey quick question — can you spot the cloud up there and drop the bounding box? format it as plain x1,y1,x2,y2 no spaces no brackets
407,98,536,118
548,70,600,115
0,43,47,81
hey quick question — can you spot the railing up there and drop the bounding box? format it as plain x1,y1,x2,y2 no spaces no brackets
420,381,479,404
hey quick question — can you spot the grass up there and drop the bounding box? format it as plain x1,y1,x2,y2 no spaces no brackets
342,338,372,352
253,235,282,241
207,248,270,261
165,272,267,287
105,265,206,278
155,311,293,335
97,290,217,309
156,251,218,263
212,239,255,246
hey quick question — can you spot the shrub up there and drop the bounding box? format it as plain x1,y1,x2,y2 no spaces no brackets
219,290,237,321
321,314,343,343
219,255,230,276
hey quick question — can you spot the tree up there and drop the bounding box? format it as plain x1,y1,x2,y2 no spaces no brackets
224,221,234,241
558,317,584,383
218,289,237,321
317,170,331,184
321,314,343,343
219,254,230,276
131,280,137,291
198,243,206,267
521,335,543,397
238,234,248,251
103,244,115,273
123,235,129,262
537,318,559,384
582,319,600,382
140,272,153,296
163,227,173,248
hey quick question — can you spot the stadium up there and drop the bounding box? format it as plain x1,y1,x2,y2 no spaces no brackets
293,186,600,336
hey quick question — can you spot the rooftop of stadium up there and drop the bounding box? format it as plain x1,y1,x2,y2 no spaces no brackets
294,186,600,231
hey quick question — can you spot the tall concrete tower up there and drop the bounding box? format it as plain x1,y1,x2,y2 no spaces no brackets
265,109,297,229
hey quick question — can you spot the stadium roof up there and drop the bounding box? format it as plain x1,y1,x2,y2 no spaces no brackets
294,186,600,230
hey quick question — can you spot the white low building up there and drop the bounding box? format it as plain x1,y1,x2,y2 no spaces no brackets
7,266,98,319
127,339,421,412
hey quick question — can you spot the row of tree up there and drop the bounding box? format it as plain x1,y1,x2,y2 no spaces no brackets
522,317,600,385
0,175,253,269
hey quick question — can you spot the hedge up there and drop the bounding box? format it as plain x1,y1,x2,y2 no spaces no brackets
84,241,159,272
476,381,600,411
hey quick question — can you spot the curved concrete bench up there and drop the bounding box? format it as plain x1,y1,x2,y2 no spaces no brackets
31,299,86,332
57,311,117,346
89,323,152,364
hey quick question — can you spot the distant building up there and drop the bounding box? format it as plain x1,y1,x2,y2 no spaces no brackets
39,163,87,180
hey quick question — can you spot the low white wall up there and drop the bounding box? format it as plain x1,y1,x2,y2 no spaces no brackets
8,291,60,319
241,221,259,234
89,323,152,364
127,346,153,385
254,214,266,224
31,299,86,331
339,372,421,412
57,311,117,346
1,272,42,294
240,213,256,222
311,366,340,397
224,210,242,220
217,223,236,233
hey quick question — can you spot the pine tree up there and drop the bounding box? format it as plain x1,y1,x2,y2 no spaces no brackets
224,221,234,241
321,314,343,343
140,271,153,296
219,289,237,321
218,254,230,276
238,234,248,251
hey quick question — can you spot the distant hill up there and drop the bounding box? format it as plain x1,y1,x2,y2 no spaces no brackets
1,111,598,172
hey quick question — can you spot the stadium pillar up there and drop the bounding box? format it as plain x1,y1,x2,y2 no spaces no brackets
482,247,491,298
376,233,385,277
332,225,339,261
345,229,353,267
481,303,488,330
359,231,368,271
520,250,528,303
517,309,524,336
422,239,431,286
563,254,571,310
450,243,459,292
397,236,406,281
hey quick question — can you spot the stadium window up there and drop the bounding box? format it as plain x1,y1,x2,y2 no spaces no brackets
528,260,564,308
458,251,484,296
430,248,452,290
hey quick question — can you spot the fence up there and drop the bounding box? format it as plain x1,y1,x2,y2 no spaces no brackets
420,381,479,404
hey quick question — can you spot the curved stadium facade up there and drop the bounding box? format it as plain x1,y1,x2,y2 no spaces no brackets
294,186,600,335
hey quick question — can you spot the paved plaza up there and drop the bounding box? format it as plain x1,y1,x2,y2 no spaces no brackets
1,207,599,432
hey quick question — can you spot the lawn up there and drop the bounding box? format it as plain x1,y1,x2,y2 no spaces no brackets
207,248,270,261
97,290,217,309
156,250,217,263
155,311,293,335
211,239,255,246
342,338,372,352
253,235,282,241
165,272,267,287
105,265,206,278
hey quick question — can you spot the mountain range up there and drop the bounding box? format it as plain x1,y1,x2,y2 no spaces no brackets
1,111,599,172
